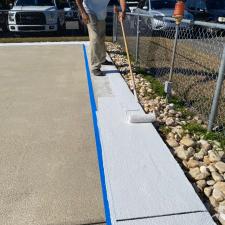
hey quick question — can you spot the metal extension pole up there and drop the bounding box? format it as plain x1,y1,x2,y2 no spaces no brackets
169,24,179,81
208,46,225,131
135,14,140,63
165,24,180,101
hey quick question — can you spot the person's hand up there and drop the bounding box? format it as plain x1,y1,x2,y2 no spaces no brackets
81,12,90,25
119,11,126,22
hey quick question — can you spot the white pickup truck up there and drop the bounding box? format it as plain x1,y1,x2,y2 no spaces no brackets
8,0,65,32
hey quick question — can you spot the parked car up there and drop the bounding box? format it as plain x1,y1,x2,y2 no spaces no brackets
64,0,78,21
185,0,225,24
106,0,130,35
0,2,9,32
127,1,138,12
63,0,80,31
134,0,193,30
8,0,65,32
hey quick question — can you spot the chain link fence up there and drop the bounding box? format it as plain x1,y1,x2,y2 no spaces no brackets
114,13,225,133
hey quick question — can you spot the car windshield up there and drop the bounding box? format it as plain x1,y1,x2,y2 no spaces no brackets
151,0,176,9
206,0,225,10
16,0,54,6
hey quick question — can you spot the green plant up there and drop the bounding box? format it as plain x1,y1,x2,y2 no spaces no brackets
133,68,165,97
159,126,172,136
182,122,225,149
182,123,207,135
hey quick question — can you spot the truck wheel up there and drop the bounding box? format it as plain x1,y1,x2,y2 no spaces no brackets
79,21,88,35
2,24,8,33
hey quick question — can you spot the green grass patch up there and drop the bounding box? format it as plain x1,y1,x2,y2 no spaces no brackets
135,68,165,97
159,126,172,137
183,123,207,135
183,122,225,149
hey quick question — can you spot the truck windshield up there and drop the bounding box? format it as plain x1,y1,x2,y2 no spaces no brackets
151,0,176,9
15,0,54,6
206,0,225,10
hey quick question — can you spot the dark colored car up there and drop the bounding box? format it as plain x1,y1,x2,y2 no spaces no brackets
0,2,9,32
106,0,130,35
185,0,225,23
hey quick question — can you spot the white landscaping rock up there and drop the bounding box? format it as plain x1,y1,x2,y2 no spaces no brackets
189,167,209,180
175,146,189,160
165,117,175,126
204,187,213,197
213,188,225,202
187,159,200,168
180,136,195,147
203,156,211,165
198,140,212,151
200,166,210,176
208,165,217,173
209,196,219,207
215,162,225,173
214,182,225,195
196,180,206,191
189,167,200,179
194,150,206,161
207,180,216,186
166,139,179,148
209,150,221,163
212,172,224,182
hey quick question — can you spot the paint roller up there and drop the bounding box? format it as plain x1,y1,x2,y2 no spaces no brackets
120,18,156,123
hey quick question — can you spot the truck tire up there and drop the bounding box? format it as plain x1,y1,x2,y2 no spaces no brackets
79,21,88,35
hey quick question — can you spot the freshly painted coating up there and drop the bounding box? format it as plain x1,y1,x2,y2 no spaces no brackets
95,61,216,225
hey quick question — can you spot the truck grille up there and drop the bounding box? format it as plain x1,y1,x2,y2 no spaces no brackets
16,12,46,25
18,26,45,31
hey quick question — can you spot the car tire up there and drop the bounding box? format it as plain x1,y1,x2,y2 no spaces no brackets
79,21,88,35
2,24,8,33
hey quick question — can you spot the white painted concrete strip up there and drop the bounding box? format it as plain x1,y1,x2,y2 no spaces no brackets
97,111,118,225
97,97,211,221
102,65,141,111
117,212,215,225
0,41,89,47
88,49,215,224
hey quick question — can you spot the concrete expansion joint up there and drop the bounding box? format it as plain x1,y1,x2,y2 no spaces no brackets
116,210,208,222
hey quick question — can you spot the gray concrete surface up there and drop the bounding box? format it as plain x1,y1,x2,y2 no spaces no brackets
0,44,105,225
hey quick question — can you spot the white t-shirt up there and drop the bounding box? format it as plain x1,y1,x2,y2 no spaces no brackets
83,0,110,20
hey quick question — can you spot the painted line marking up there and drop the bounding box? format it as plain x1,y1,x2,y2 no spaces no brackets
83,44,112,225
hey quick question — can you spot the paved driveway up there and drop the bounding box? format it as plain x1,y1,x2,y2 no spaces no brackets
0,44,105,225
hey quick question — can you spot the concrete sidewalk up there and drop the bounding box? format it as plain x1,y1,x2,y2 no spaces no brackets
0,44,105,225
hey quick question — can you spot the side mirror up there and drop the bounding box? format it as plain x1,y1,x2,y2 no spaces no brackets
143,6,148,10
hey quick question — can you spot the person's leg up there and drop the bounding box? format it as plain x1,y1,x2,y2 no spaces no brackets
87,14,106,75
96,20,106,65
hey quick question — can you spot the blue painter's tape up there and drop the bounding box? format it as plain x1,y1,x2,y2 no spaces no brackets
83,44,112,225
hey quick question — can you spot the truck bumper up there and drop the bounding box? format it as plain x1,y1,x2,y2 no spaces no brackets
8,24,57,32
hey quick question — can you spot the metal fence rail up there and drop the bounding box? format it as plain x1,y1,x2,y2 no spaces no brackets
114,13,225,132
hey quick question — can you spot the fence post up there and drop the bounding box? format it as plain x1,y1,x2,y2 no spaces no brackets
208,46,225,131
165,24,180,100
135,14,140,63
113,12,118,43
